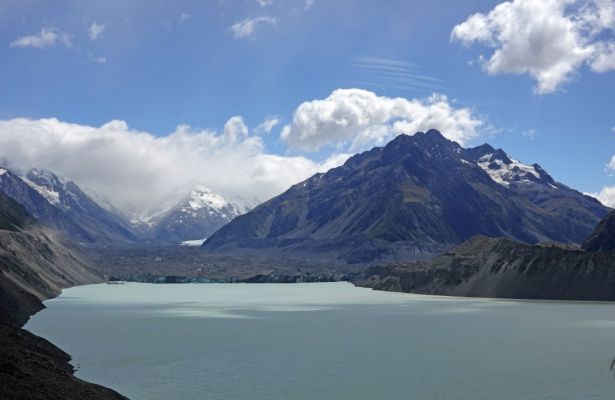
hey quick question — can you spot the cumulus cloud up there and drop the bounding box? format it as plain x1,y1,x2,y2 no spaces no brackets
587,186,615,207
587,153,615,207
88,22,106,40
229,16,277,39
10,27,71,49
280,88,483,152
452,0,615,94
0,117,346,219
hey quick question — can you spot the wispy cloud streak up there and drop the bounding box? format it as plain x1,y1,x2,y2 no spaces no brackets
350,56,444,91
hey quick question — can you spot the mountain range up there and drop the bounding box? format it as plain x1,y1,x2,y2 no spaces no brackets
0,167,135,245
0,131,609,258
0,167,250,245
203,130,609,263
1,128,613,399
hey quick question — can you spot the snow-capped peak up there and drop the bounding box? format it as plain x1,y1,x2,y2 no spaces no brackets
28,168,67,186
21,168,73,207
476,153,541,187
187,185,230,211
22,174,62,206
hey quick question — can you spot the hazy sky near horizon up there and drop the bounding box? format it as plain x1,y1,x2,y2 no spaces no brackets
0,0,614,212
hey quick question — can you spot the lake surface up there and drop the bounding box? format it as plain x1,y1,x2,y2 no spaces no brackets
26,282,615,400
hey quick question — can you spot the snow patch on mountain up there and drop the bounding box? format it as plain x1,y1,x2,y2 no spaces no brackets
22,177,62,206
184,186,231,213
476,154,540,187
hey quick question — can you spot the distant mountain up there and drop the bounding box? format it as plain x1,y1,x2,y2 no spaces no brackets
0,167,137,245
149,186,251,243
203,130,609,263
0,166,256,246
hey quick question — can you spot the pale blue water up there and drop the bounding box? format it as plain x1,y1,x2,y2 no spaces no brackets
26,282,615,400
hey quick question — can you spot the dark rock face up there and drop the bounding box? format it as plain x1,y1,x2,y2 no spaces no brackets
204,130,609,263
0,190,127,399
0,168,137,245
582,210,615,252
354,235,615,301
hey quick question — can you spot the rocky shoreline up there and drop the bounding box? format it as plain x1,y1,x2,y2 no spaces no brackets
353,233,615,301
0,191,127,399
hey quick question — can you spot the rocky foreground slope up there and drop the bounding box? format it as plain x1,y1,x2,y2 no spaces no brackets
354,211,615,301
0,191,126,400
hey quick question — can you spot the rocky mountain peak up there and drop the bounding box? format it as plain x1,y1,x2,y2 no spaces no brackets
464,144,552,187
204,130,609,262
148,185,251,243
26,168,65,188
381,130,462,166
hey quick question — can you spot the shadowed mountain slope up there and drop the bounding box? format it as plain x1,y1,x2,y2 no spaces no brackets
204,130,608,263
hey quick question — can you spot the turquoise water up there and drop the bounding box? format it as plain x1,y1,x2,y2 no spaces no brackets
26,282,615,399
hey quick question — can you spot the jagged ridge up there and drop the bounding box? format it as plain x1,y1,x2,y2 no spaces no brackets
204,130,609,263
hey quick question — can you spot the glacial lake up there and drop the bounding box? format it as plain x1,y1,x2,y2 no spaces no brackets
26,282,615,400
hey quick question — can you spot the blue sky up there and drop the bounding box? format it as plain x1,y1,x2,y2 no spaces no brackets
0,0,614,212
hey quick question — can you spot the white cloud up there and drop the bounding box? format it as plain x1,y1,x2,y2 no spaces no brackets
179,12,191,23
229,16,277,39
280,88,483,152
89,22,106,40
0,117,347,218
587,186,615,207
522,128,537,139
319,153,352,171
256,116,280,134
93,56,107,64
451,0,615,94
586,154,615,207
10,27,71,49
350,56,443,91
257,0,273,6
592,41,615,72
305,0,315,10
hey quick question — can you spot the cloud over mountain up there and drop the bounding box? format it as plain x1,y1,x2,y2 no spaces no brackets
0,117,347,217
280,89,483,151
0,88,486,217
